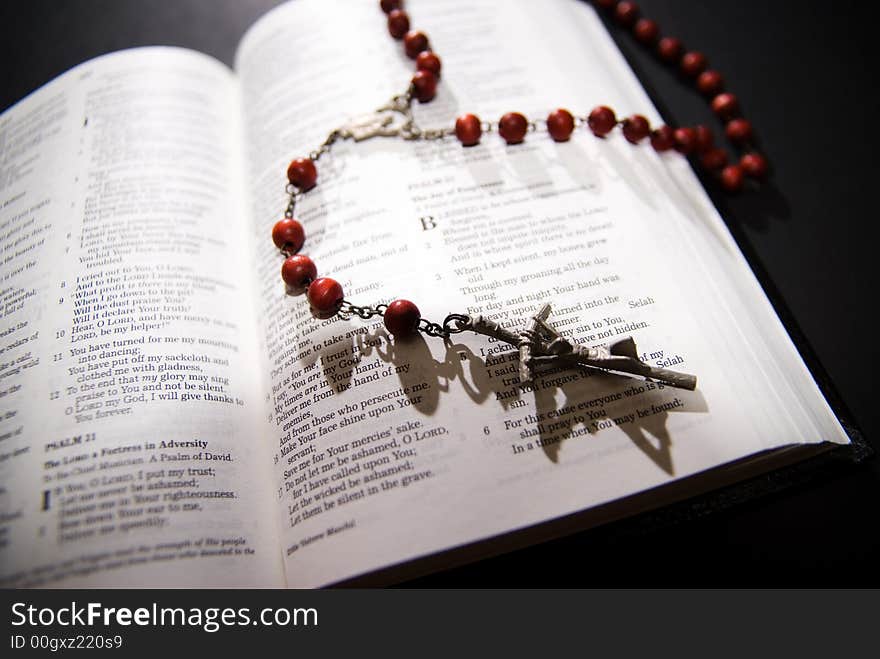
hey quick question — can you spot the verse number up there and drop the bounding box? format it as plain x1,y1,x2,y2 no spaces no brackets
483,426,490,435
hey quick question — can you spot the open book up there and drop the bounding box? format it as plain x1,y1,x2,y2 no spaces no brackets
0,0,852,587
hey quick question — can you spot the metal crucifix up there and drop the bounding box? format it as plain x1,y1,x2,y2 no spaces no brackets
446,304,697,390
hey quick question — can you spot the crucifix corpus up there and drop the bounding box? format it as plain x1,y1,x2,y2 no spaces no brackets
448,304,697,391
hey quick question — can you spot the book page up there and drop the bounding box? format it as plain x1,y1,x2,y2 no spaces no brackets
236,0,848,587
0,48,283,586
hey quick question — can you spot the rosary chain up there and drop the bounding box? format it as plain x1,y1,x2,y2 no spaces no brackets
282,86,565,222
308,128,342,162
283,185,299,219
337,300,388,321
282,87,570,335
335,301,470,339
287,84,573,193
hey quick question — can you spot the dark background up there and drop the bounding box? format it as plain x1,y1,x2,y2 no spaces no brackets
1,0,877,586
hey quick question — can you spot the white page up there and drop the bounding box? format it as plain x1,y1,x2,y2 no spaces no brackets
0,48,283,586
236,0,848,587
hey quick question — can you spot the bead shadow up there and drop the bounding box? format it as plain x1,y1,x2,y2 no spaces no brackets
711,180,792,233
384,332,524,416
294,152,348,257
550,137,604,195
499,143,549,191
322,334,355,394
341,324,441,415
341,323,523,415
386,331,440,416
593,137,663,211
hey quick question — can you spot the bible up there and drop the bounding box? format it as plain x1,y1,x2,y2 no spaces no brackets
0,0,855,587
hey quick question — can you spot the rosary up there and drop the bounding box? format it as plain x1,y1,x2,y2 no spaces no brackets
270,0,769,392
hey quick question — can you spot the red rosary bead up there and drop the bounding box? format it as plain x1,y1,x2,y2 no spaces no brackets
697,70,724,96
285,0,771,331
271,218,305,253
416,51,441,78
387,9,409,39
694,125,713,152
725,118,753,143
584,1,768,192
281,254,317,293
404,31,429,59
711,92,739,120
614,1,639,27
546,109,575,142
740,152,768,179
287,158,317,190
587,105,617,137
384,299,421,338
380,0,401,14
673,127,696,154
680,51,707,77
621,114,650,143
700,148,728,171
498,112,528,144
720,164,744,192
650,125,675,151
287,0,770,326
411,69,437,103
633,18,659,44
455,114,482,146
307,277,344,318
657,36,683,62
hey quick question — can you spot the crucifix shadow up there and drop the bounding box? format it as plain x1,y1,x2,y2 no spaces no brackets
319,322,707,475
529,364,708,473
335,326,520,416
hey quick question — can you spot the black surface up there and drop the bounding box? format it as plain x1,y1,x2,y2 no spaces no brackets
1,0,877,586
